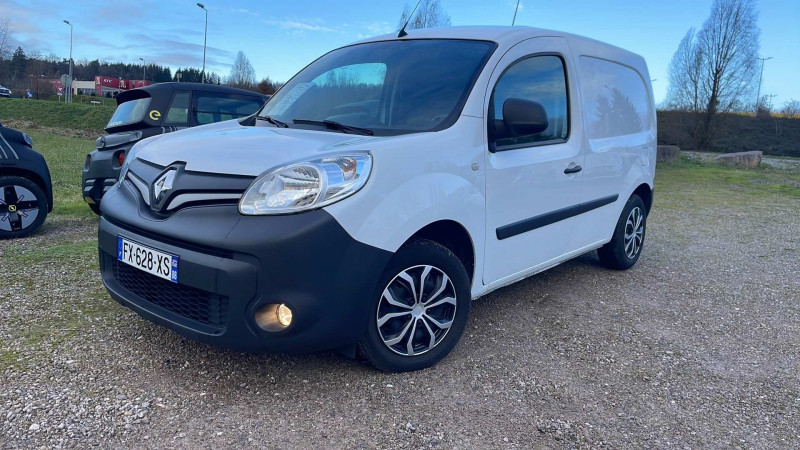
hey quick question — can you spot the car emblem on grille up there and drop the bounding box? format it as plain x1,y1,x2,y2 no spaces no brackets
152,169,176,210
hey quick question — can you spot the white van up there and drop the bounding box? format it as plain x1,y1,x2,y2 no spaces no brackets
98,26,656,372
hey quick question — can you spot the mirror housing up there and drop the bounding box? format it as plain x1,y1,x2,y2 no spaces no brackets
502,98,548,136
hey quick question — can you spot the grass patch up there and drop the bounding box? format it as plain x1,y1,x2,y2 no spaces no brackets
22,129,97,218
4,239,98,266
0,342,21,371
0,98,113,133
655,157,800,207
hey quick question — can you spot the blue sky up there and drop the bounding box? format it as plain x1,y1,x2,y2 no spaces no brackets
4,0,799,107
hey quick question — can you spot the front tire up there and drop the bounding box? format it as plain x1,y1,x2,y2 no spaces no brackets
358,239,471,372
0,176,49,240
597,194,647,270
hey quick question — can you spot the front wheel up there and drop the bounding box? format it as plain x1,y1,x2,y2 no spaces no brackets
358,239,471,372
0,176,49,239
597,194,647,270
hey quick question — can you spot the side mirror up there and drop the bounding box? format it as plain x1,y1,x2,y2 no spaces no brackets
502,98,548,136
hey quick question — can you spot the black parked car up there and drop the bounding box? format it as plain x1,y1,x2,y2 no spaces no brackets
82,82,268,214
0,123,53,239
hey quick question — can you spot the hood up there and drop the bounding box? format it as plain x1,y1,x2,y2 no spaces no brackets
135,121,380,176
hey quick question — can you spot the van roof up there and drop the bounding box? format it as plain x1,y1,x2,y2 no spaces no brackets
355,25,645,62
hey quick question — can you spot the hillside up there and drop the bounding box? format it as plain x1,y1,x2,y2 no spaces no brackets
0,98,113,134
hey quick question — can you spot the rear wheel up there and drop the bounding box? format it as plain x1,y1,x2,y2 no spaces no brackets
597,194,646,270
0,176,49,239
358,239,470,372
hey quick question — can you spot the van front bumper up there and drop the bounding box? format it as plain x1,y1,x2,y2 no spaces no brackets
97,203,392,354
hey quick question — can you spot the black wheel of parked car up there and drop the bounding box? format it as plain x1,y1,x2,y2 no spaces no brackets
597,194,647,270
0,176,49,239
358,239,471,372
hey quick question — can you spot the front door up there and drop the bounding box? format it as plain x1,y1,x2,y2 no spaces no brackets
483,37,584,285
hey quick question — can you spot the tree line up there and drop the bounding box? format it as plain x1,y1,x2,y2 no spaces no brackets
0,19,282,96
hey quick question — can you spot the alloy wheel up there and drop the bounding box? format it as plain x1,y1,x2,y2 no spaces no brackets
377,265,457,356
0,185,40,232
624,206,644,259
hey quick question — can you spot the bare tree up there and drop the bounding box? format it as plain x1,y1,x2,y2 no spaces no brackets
0,18,14,60
227,51,256,90
780,99,800,118
397,0,451,31
666,29,704,112
665,0,760,149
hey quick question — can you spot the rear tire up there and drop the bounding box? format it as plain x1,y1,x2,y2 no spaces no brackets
0,176,49,240
358,239,470,372
597,194,647,270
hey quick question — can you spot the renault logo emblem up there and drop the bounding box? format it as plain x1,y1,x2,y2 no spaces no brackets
152,169,176,209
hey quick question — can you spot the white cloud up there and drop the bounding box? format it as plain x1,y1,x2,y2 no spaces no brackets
262,18,337,33
230,8,259,17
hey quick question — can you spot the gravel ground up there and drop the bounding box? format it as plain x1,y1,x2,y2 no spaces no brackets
1,180,799,448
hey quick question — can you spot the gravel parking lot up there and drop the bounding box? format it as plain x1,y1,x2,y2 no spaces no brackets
1,167,799,448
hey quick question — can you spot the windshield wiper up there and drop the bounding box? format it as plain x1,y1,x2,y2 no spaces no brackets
257,115,290,128
293,119,374,136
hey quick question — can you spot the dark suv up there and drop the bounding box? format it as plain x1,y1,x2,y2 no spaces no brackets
82,82,268,214
0,123,53,239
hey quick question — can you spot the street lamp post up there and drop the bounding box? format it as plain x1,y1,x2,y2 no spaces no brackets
197,3,208,83
63,20,73,103
139,57,146,84
755,56,772,114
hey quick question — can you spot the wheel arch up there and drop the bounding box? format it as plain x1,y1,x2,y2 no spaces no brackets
403,220,476,283
632,183,653,214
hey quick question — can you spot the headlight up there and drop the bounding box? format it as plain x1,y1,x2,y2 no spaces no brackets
22,133,34,148
239,154,372,215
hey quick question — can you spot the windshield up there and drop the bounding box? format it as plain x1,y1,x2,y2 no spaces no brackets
107,97,152,128
258,39,496,136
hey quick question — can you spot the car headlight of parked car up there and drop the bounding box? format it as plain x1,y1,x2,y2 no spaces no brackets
21,133,34,148
239,154,372,215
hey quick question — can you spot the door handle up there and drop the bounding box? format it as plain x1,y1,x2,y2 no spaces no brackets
564,165,582,174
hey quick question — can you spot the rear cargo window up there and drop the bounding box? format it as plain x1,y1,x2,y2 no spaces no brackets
580,57,651,139
107,97,151,128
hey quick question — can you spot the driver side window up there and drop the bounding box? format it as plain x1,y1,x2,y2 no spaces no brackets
490,55,569,148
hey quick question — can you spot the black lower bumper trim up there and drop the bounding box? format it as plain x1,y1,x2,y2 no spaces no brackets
98,190,393,354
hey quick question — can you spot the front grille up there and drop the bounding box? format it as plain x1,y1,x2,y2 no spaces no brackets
113,260,229,331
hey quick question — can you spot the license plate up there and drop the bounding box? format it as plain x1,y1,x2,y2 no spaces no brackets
117,236,179,283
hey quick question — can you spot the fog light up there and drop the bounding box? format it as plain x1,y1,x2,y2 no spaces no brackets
255,303,293,331
277,304,293,327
